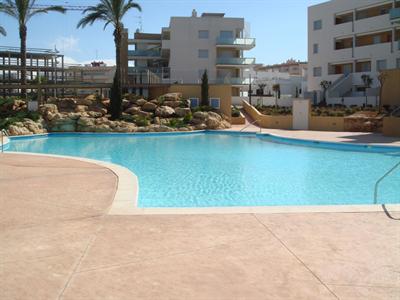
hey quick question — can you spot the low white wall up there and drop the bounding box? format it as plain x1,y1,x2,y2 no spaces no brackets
328,96,379,107
253,96,293,107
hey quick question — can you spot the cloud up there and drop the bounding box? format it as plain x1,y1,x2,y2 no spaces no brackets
52,35,80,53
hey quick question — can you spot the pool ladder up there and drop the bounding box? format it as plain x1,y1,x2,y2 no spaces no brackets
374,160,400,204
1,129,9,153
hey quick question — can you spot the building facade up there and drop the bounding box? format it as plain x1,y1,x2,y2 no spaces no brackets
125,10,255,98
308,0,400,104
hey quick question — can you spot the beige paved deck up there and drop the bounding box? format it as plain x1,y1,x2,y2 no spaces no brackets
1,154,399,300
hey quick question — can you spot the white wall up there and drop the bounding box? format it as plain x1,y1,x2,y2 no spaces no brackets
168,15,245,83
308,0,400,92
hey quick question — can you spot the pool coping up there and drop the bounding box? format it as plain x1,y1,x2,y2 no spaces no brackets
6,130,400,215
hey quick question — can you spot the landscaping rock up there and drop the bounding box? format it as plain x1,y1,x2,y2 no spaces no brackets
136,99,147,106
175,107,191,117
142,101,157,112
163,100,181,108
125,106,140,115
155,106,175,117
163,93,182,101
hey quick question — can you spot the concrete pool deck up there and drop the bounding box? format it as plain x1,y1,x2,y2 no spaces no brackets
1,153,399,299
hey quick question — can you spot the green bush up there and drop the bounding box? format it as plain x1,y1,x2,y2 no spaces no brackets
168,118,186,128
192,105,215,113
134,115,149,127
0,110,40,130
183,113,192,124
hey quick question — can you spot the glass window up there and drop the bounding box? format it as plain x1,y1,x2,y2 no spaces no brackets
198,49,209,58
373,35,381,44
189,98,199,108
198,30,209,39
377,59,387,71
313,67,322,77
313,43,319,54
313,20,322,30
220,31,233,39
210,98,220,109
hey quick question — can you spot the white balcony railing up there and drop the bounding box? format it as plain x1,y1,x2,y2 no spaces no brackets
216,57,255,65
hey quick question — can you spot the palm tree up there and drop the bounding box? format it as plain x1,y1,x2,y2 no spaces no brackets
361,74,373,107
0,0,66,99
272,83,280,107
0,25,6,36
77,0,141,120
319,80,331,106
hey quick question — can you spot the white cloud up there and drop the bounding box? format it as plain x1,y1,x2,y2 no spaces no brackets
52,35,80,53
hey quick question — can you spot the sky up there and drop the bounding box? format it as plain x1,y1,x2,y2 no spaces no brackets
0,0,325,66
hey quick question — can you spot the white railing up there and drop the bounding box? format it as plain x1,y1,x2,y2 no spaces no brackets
1,129,9,153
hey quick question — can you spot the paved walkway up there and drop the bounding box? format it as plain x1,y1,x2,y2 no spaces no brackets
1,154,399,299
230,111,400,146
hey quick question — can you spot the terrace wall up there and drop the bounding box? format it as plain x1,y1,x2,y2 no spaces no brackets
309,116,345,131
383,117,400,137
242,100,292,129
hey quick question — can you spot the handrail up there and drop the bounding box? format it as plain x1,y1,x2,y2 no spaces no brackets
374,161,400,204
240,118,262,133
1,129,10,153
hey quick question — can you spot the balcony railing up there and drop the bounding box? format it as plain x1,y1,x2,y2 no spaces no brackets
389,8,400,23
128,49,161,57
216,57,255,65
216,38,255,47
216,77,251,85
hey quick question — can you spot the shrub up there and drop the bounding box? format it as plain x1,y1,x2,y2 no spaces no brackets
134,116,149,127
168,118,186,128
183,113,192,124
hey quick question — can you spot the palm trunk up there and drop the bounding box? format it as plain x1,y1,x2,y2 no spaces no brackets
19,24,27,99
110,26,123,120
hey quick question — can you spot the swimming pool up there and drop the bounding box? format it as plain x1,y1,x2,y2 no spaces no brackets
7,132,400,207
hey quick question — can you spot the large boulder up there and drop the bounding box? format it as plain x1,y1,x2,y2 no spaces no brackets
125,106,140,115
57,98,76,111
193,111,208,120
49,115,76,132
8,124,32,136
136,99,147,106
142,101,157,112
163,100,181,108
155,106,175,117
163,93,182,101
75,105,88,113
175,107,191,117
76,98,93,106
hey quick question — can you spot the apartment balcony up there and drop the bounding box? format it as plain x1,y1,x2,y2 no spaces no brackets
127,49,161,59
216,77,251,85
390,8,400,24
216,38,255,50
216,57,255,67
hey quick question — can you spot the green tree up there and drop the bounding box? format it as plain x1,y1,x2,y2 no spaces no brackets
319,80,331,106
77,0,141,120
0,0,66,99
0,25,6,36
201,70,209,106
361,74,373,107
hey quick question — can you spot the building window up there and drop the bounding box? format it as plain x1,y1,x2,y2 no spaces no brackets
313,20,322,30
220,31,233,39
356,61,371,72
198,49,209,58
397,58,400,69
313,43,319,54
377,59,387,71
198,30,209,39
372,35,381,44
210,98,220,109
189,98,199,108
313,67,322,77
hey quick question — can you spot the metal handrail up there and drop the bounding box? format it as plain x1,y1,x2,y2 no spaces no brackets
374,161,400,204
1,129,9,153
240,118,262,133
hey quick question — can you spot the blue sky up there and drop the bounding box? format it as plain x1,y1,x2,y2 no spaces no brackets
1,0,324,65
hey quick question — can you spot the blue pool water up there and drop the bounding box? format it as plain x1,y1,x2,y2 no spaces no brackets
7,132,400,207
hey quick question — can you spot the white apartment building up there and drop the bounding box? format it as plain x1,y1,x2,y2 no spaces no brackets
65,61,115,96
308,0,400,105
127,10,255,98
241,61,308,106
